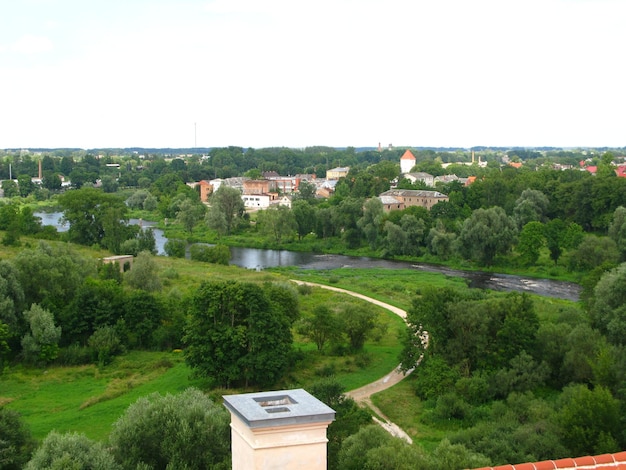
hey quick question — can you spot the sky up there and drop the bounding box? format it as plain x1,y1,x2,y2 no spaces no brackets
0,0,624,150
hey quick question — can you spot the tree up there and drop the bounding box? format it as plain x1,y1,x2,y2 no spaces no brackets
184,281,295,387
100,175,119,193
21,304,61,365
207,186,245,235
340,303,379,351
125,189,150,209
556,384,621,456
295,179,317,201
58,188,129,247
292,200,316,240
189,244,230,265
357,198,384,249
25,431,120,470
60,278,126,346
164,238,186,258
516,221,545,265
568,235,619,272
88,325,123,366
108,388,230,470
589,262,626,345
124,251,162,292
608,206,626,259
334,197,364,248
257,205,297,243
0,260,26,338
0,408,36,470
513,188,549,229
307,377,372,470
13,241,96,313
457,207,517,265
384,220,406,256
428,224,456,263
121,290,164,349
544,218,565,264
298,304,342,352
17,174,35,197
175,198,206,235
1,179,19,198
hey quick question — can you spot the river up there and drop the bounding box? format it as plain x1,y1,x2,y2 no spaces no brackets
35,212,581,301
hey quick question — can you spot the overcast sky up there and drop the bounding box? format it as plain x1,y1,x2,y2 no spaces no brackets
1,0,623,149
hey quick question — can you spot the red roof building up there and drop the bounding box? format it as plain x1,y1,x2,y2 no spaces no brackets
472,451,626,470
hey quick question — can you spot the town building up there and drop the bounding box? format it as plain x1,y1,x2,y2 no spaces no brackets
326,167,350,180
400,149,417,174
378,189,449,212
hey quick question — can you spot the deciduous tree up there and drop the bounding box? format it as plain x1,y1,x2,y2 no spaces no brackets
109,388,230,469
457,207,517,265
184,281,295,387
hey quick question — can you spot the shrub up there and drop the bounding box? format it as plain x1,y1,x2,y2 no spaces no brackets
164,239,186,258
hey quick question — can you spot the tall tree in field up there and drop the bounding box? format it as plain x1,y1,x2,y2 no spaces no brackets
184,281,296,387
207,186,245,235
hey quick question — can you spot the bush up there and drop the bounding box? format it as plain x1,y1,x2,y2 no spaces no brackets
0,408,36,470
25,431,120,470
108,388,231,469
189,244,230,264
56,343,92,366
164,239,186,258
88,326,123,366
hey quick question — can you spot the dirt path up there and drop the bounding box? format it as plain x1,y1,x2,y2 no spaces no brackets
291,280,414,443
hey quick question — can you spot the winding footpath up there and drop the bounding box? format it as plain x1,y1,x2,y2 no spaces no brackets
291,280,414,443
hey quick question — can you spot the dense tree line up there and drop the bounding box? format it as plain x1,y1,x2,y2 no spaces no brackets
398,266,626,465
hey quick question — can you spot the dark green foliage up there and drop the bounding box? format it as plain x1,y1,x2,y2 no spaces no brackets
411,355,460,400
184,281,295,387
207,186,245,235
120,291,163,349
14,242,96,314
450,392,567,465
88,326,123,366
0,408,36,470
307,378,372,470
402,288,539,376
58,188,130,249
189,244,230,265
569,235,619,272
60,278,126,345
298,304,342,352
124,251,162,292
25,431,121,470
340,304,379,351
164,238,186,258
588,262,626,345
556,384,621,456
108,388,230,470
457,206,517,265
